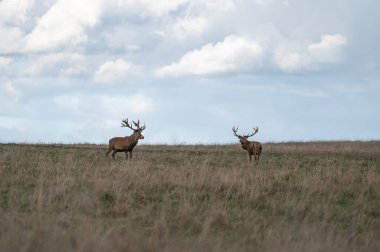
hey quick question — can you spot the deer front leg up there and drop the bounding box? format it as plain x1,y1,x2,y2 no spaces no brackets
106,147,112,157
125,151,129,160
249,153,252,163
254,153,258,164
129,151,133,160
112,150,117,160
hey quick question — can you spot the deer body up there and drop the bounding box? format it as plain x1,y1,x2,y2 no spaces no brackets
106,119,145,160
233,126,262,164
240,139,262,163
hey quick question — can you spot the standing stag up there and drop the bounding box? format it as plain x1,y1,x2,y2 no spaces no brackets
232,126,262,164
106,119,146,160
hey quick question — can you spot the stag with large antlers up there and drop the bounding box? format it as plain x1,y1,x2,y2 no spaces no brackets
106,119,146,160
232,126,262,164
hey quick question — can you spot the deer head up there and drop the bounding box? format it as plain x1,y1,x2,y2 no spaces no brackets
121,118,146,139
232,126,259,145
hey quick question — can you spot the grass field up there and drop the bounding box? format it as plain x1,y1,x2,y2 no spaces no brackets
0,142,379,251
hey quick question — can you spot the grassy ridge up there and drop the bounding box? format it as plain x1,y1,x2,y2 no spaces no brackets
0,142,379,251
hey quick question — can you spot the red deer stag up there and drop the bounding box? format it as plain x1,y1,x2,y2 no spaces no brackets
232,126,262,164
106,119,146,160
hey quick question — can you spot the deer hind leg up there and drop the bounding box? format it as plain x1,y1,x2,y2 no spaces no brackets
125,151,129,160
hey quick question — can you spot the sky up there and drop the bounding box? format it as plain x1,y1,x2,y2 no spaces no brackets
0,0,379,144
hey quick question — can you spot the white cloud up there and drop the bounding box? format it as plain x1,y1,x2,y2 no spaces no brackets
255,0,289,6
135,0,187,17
24,0,102,52
104,0,187,18
169,16,208,41
60,66,87,78
155,35,265,77
308,34,347,63
102,93,154,115
158,0,235,41
126,93,154,114
190,0,235,11
0,0,34,24
26,53,85,76
94,59,137,83
101,25,141,52
0,25,25,53
275,34,347,73
274,49,310,73
1,82,21,101
54,93,155,117
0,57,12,69
105,0,234,18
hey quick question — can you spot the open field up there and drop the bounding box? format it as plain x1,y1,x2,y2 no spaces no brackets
0,142,379,251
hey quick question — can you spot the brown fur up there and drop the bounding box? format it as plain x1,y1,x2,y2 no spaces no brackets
239,138,262,164
106,119,145,160
233,126,262,164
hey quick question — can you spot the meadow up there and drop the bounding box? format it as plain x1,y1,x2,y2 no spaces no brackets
0,142,379,251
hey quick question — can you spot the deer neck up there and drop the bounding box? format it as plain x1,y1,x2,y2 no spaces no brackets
241,140,250,150
129,133,140,142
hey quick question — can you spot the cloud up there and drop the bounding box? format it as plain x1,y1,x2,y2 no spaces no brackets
1,82,21,101
105,0,187,17
0,57,12,69
0,0,34,24
0,25,25,53
124,93,154,114
24,0,102,52
132,0,187,17
102,0,234,43
102,93,154,116
155,35,265,77
54,93,155,117
255,0,289,6
26,52,85,76
169,16,208,41
308,34,347,63
105,0,234,18
94,59,137,83
275,34,347,73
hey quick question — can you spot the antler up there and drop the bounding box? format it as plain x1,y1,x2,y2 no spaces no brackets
121,118,146,131
233,126,259,138
244,126,259,138
121,118,135,130
133,120,146,131
232,126,242,138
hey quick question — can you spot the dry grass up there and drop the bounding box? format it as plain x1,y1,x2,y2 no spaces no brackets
0,142,379,251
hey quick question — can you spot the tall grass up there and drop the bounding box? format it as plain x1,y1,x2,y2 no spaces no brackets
0,142,379,251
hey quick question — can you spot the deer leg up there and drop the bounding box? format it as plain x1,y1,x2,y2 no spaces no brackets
129,151,132,160
111,150,117,159
125,151,128,160
249,154,252,163
106,147,113,157
254,153,258,164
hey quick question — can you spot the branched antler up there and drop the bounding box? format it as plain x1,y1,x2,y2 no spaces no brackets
133,120,146,131
232,126,242,138
121,118,146,131
244,127,259,138
121,119,134,130
232,126,259,138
